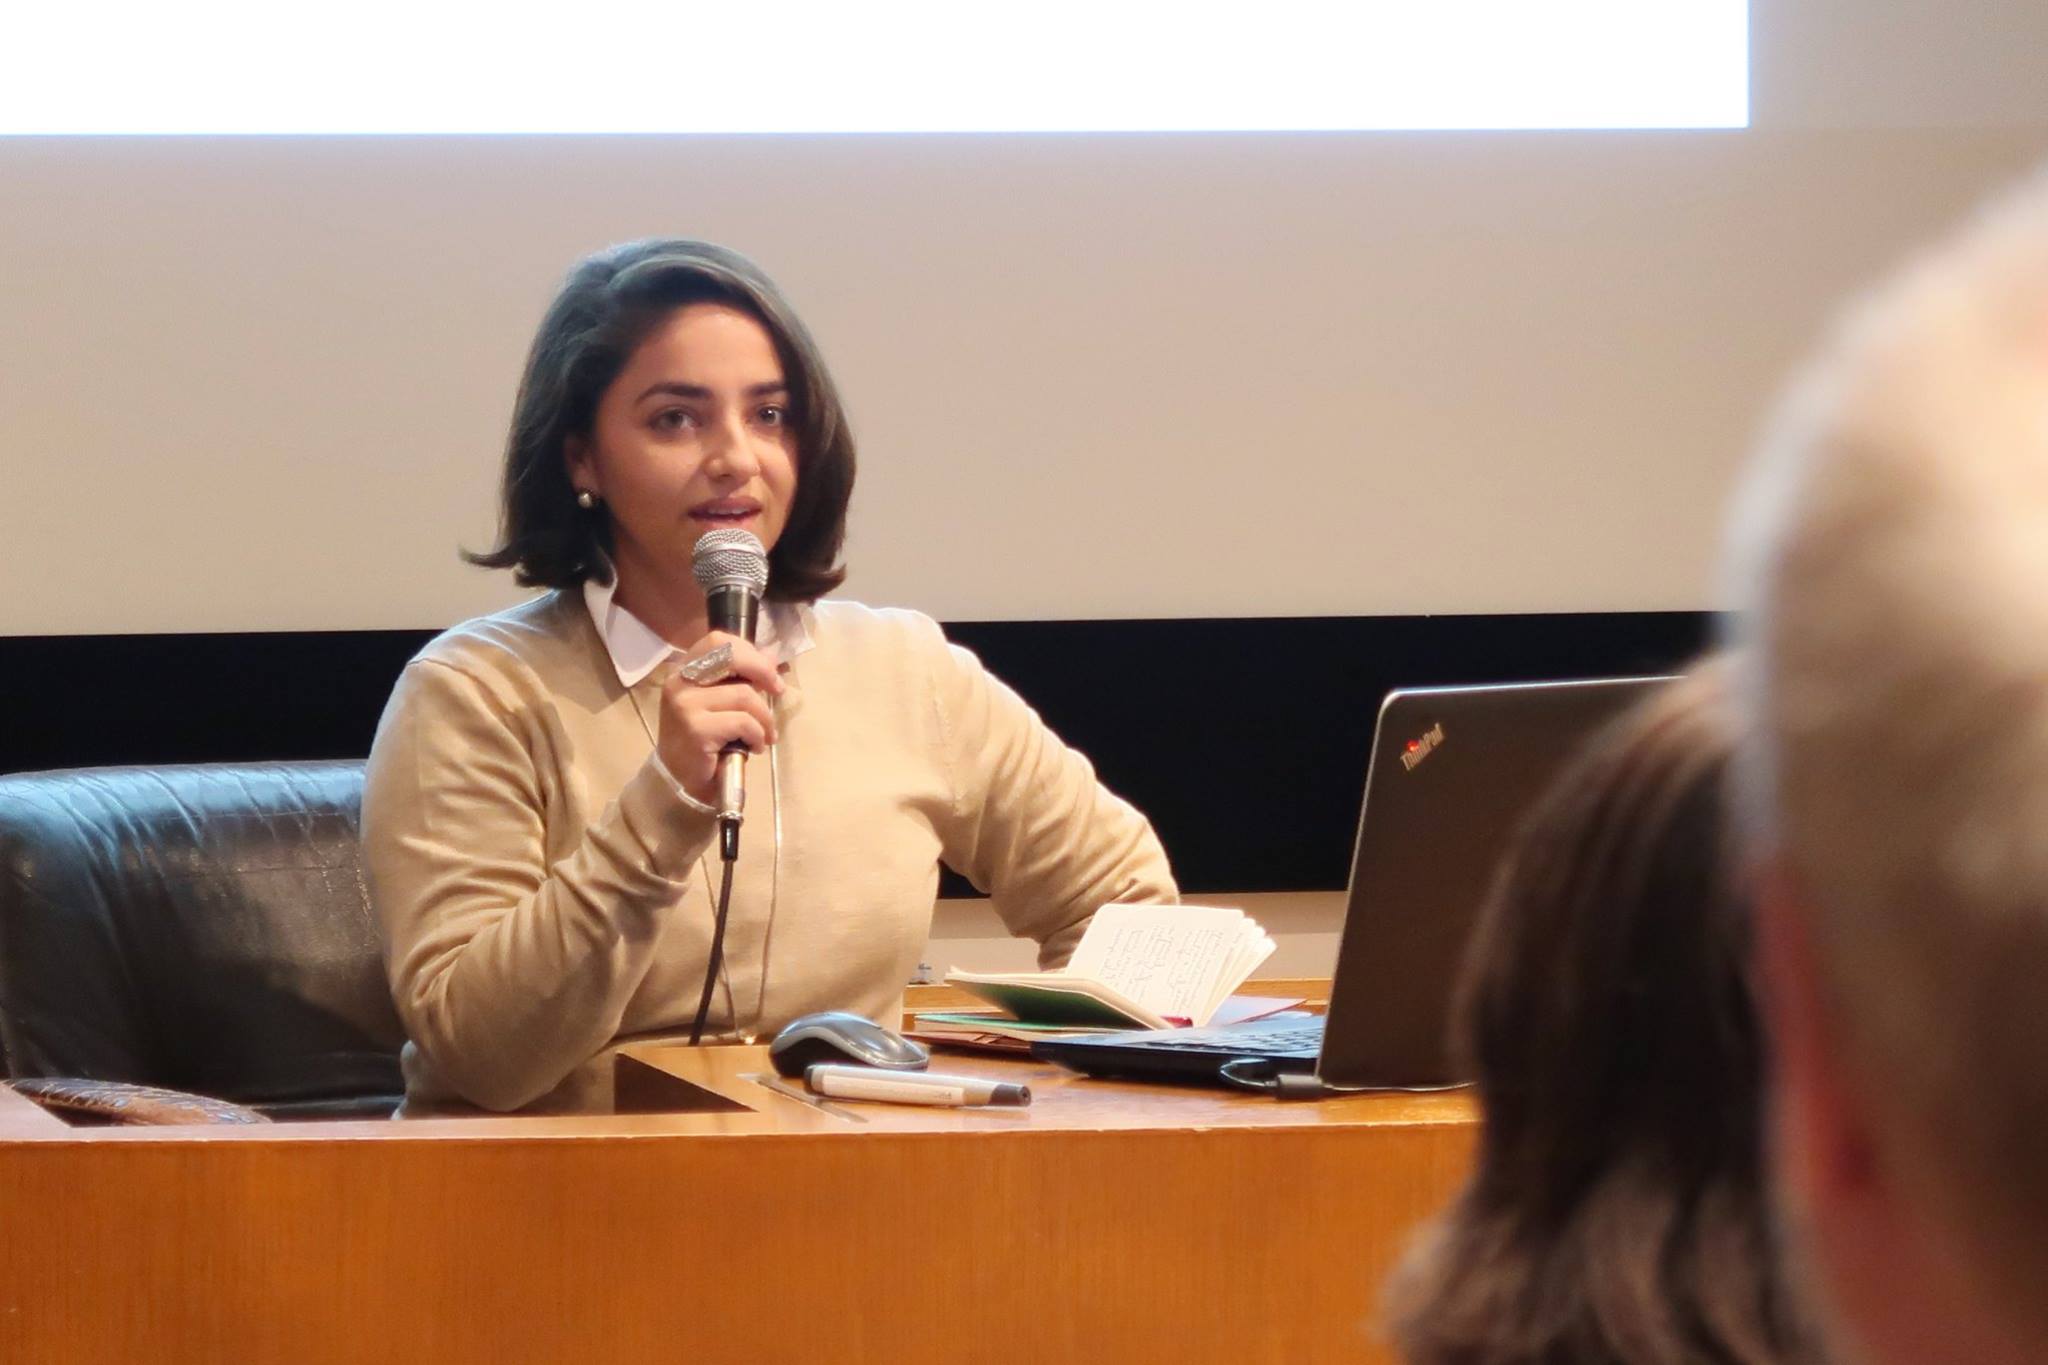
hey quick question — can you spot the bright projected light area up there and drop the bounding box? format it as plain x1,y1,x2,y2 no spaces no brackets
6,1,1747,134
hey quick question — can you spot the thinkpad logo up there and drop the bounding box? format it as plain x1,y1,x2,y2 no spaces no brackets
1400,722,1445,771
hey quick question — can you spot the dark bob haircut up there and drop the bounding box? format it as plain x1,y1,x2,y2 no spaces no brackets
465,239,854,602
1386,657,1818,1365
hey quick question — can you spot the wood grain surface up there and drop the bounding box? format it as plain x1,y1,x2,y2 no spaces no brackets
0,985,1475,1364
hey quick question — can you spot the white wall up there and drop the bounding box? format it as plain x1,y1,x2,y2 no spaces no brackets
3,2,2043,636
6,1,2045,972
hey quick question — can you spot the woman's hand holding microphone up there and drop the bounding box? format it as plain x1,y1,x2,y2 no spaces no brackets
657,632,785,806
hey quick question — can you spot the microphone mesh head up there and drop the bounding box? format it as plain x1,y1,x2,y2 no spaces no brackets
691,528,770,595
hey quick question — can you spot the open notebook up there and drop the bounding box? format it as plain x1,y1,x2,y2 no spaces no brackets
946,904,1275,1030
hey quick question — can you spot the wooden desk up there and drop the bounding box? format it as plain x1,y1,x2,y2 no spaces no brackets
0,1039,1474,1364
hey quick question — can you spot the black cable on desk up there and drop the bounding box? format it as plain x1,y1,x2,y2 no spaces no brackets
1217,1058,1473,1101
1218,1058,1331,1099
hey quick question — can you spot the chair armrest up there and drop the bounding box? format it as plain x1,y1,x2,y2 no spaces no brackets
7,1077,272,1126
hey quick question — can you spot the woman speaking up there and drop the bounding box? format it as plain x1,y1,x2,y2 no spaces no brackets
363,239,1177,1114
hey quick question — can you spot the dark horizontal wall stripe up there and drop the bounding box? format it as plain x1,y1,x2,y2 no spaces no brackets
0,611,1714,893
0,629,440,776
941,612,1715,894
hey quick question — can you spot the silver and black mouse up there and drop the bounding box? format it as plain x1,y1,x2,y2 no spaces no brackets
768,1011,931,1078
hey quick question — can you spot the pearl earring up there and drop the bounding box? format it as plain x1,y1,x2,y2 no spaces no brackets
576,490,597,510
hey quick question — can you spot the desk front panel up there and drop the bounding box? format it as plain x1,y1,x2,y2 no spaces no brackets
0,1046,1475,1364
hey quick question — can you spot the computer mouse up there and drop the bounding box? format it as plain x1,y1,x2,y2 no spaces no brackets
768,1011,931,1078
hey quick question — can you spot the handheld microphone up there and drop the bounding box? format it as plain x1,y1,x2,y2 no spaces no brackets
690,528,770,862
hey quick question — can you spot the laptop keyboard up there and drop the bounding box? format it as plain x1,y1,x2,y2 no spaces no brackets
1126,1021,1326,1055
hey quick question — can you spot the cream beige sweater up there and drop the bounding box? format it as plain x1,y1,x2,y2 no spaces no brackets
362,591,1177,1113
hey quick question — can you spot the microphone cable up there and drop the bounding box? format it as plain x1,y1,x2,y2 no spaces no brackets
688,847,739,1046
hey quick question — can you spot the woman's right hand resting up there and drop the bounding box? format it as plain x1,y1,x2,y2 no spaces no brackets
657,632,786,804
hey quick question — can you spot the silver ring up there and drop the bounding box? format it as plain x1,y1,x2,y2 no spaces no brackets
677,643,737,686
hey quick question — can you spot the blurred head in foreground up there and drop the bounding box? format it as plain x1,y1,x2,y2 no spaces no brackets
1388,659,1816,1365
1726,165,2048,1365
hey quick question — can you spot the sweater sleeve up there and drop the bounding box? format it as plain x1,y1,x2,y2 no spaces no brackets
362,657,716,1111
920,619,1179,967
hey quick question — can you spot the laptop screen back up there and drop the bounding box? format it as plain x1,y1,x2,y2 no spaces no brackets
1317,676,1669,1089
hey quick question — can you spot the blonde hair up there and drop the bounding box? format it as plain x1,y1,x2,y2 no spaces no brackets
1726,162,2048,1334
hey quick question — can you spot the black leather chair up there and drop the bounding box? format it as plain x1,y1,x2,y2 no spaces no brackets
0,762,405,1119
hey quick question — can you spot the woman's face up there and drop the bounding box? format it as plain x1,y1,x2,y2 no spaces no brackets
568,301,799,594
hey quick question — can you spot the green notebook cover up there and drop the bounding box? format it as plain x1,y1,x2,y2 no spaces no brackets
950,979,1160,1029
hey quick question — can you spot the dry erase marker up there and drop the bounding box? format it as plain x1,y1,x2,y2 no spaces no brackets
804,1063,1031,1108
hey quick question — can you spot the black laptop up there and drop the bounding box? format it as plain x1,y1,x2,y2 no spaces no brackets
1031,675,1668,1089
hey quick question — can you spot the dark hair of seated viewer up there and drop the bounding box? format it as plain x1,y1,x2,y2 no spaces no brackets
1384,657,1819,1365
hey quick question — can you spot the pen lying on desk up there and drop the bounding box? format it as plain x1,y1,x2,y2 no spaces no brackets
804,1064,1032,1108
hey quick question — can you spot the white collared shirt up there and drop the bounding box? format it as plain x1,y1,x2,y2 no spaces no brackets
581,576,815,689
